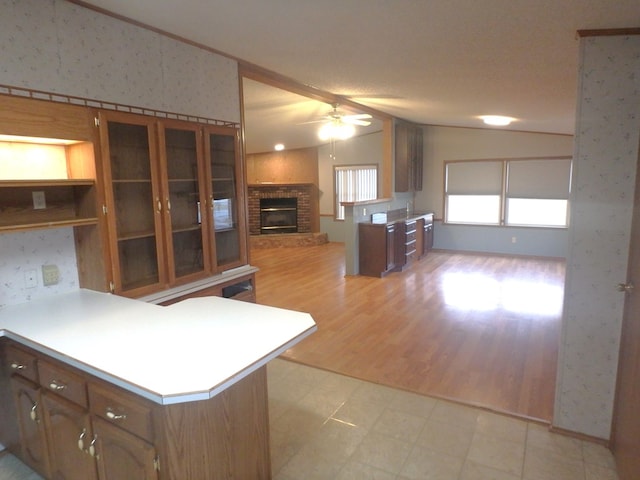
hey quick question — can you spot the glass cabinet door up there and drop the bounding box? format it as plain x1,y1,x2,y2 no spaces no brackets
100,113,165,295
205,126,247,271
160,123,209,282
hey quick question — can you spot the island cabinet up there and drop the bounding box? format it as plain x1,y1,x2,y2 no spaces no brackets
1,339,271,480
98,111,247,298
358,222,396,277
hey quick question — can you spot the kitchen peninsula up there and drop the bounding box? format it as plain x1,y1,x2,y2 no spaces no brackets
0,289,316,479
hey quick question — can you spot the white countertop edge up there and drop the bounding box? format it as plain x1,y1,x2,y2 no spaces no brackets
139,264,260,305
1,324,317,405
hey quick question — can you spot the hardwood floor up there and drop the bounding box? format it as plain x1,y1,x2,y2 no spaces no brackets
251,243,564,421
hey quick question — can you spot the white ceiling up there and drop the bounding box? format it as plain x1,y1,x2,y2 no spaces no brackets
79,0,639,153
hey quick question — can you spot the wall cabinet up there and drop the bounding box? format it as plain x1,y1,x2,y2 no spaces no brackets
99,112,247,297
358,222,395,277
0,94,250,300
394,121,423,192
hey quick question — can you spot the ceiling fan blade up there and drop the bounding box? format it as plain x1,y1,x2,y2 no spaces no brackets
342,117,372,126
342,113,373,120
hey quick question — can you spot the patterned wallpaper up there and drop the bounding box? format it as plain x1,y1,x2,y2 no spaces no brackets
554,34,640,439
0,0,240,307
0,0,240,122
0,229,80,308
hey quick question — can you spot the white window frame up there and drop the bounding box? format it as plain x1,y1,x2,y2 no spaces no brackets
444,157,572,228
334,164,378,220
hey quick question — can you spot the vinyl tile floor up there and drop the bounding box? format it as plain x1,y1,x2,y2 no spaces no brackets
0,358,620,480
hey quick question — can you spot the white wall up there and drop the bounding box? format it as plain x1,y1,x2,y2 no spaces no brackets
0,0,240,306
416,126,574,257
554,34,640,440
318,131,384,242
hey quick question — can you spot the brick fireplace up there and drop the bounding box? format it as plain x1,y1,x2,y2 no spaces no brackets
248,184,313,236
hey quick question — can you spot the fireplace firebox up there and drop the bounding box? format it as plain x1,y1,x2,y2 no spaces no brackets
260,198,298,234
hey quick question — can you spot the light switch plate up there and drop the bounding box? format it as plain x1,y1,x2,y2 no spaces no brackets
32,191,46,209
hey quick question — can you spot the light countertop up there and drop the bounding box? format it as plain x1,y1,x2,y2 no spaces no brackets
0,289,316,405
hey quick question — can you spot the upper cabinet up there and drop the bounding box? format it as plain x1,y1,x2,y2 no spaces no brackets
205,126,247,271
98,112,247,297
98,111,167,296
158,121,211,284
394,121,423,192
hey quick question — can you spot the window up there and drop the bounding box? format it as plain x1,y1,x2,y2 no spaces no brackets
335,165,378,220
445,158,571,227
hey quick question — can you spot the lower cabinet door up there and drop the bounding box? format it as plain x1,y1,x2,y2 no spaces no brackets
92,417,158,480
42,392,98,480
10,375,51,478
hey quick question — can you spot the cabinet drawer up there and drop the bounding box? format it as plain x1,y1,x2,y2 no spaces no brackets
38,360,88,408
5,344,39,383
405,229,417,243
88,383,154,442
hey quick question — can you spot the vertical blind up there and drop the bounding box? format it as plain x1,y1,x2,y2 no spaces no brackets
335,165,378,220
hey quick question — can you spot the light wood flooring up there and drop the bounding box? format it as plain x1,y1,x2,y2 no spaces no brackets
251,243,565,422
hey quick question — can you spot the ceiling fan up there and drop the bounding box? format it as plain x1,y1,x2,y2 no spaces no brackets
307,104,373,141
319,104,372,126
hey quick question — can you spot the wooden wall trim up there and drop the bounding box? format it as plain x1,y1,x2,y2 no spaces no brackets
577,28,640,38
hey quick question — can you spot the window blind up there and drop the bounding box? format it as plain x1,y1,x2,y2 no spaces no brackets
446,161,503,195
507,159,572,199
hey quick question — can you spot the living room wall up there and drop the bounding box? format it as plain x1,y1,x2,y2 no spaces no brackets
415,126,574,257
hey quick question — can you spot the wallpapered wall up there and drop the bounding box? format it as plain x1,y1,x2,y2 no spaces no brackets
0,229,80,308
554,34,640,439
0,0,240,307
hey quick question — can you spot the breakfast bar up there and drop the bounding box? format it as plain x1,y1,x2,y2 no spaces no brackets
0,289,316,479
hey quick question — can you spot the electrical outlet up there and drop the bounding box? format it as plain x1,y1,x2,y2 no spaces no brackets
363,208,367,216
42,264,60,286
24,269,38,288
511,236,517,243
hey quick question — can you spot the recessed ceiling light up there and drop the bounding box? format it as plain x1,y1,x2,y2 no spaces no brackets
480,115,515,126
274,143,285,151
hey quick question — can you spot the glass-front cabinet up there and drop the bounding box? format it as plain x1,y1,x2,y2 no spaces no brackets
99,112,166,296
205,126,247,271
99,112,247,297
158,122,210,284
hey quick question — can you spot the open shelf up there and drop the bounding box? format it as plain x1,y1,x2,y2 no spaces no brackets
0,179,98,232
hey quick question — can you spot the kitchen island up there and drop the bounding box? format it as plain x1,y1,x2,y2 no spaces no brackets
0,289,316,479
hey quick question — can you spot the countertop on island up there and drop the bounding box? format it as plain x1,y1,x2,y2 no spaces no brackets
0,289,316,405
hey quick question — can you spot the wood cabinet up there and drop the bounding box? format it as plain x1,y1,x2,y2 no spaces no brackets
1,339,271,480
205,126,247,271
10,375,51,478
394,219,418,271
359,213,434,277
0,95,109,292
394,121,423,192
99,112,247,297
0,95,251,300
358,222,396,277
416,213,434,259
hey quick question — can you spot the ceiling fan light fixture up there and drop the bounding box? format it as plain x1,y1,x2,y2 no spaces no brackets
318,121,356,141
480,115,515,126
